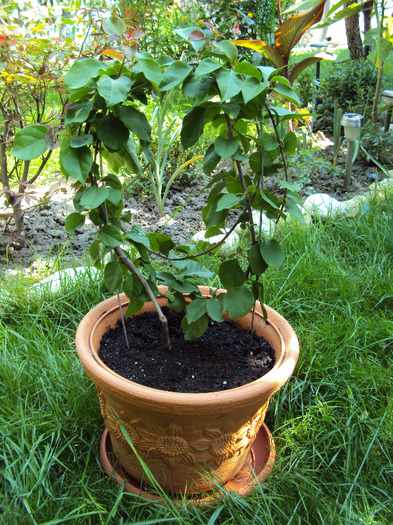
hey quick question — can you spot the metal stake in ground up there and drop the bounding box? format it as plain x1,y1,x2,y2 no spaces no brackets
341,113,362,190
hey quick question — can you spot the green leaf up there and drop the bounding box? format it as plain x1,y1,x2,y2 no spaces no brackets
257,132,278,151
202,190,229,229
160,61,192,91
213,41,238,63
185,298,207,324
123,274,143,299
104,261,123,292
223,286,254,318
139,58,162,88
70,134,93,148
167,292,186,313
65,212,85,232
283,131,297,154
206,298,224,322
203,144,221,175
59,139,93,183
273,84,300,106
65,58,109,89
219,260,245,289
285,199,305,223
124,136,144,176
65,100,94,125
147,233,175,256
181,106,207,149
183,75,210,105
11,125,48,160
248,243,268,277
260,239,284,269
169,279,199,294
96,115,129,150
234,62,261,79
89,239,100,262
102,16,126,37
174,260,214,278
216,193,243,211
194,58,223,79
107,188,122,205
125,231,150,248
119,106,151,141
181,314,208,340
216,69,243,101
214,136,238,159
80,186,109,209
126,299,144,317
97,75,132,107
242,77,266,104
97,225,123,247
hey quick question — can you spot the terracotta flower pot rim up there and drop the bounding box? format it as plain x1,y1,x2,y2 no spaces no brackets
76,287,299,409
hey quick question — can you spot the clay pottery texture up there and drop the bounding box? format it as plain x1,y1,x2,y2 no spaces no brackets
75,286,299,493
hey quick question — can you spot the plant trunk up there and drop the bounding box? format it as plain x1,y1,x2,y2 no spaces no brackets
362,1,374,56
345,1,364,60
0,136,26,249
371,65,384,123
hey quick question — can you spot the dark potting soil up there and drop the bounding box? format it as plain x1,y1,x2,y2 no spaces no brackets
98,308,276,393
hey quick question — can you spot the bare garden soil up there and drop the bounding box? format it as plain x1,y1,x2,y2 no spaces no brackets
0,133,381,273
99,307,276,393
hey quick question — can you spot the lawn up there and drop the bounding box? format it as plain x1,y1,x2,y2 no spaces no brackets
1,186,392,524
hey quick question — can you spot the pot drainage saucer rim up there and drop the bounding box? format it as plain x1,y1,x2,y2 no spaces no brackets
100,423,276,505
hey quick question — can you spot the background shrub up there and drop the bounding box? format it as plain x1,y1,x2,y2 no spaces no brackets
315,59,377,131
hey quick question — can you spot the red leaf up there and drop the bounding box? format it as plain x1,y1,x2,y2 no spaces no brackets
188,30,206,42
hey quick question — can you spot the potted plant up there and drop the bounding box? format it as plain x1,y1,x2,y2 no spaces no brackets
12,16,302,499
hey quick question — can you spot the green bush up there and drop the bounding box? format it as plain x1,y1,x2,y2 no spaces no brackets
293,66,315,108
315,59,377,131
360,121,393,167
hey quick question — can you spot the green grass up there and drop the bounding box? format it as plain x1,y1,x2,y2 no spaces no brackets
1,192,393,524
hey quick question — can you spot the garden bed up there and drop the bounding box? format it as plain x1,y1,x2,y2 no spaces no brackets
0,133,386,273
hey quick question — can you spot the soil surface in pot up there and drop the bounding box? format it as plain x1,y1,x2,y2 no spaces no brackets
99,308,276,393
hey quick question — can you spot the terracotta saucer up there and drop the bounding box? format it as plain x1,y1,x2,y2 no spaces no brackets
100,423,276,505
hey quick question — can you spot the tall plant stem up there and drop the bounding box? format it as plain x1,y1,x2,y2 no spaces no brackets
223,114,256,243
372,66,384,123
114,246,172,351
265,104,289,221
371,0,385,123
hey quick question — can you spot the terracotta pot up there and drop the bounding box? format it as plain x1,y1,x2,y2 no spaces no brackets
75,286,299,494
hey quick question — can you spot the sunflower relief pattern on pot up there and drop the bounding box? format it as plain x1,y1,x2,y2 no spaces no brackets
137,422,201,469
245,402,270,440
96,387,108,420
112,412,141,451
101,399,269,471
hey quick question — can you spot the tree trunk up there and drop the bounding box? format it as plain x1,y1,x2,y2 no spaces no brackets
0,131,26,249
345,1,364,60
362,0,374,56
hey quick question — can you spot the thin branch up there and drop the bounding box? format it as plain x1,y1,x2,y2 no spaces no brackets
27,150,52,185
223,113,256,244
114,246,172,351
264,104,289,223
